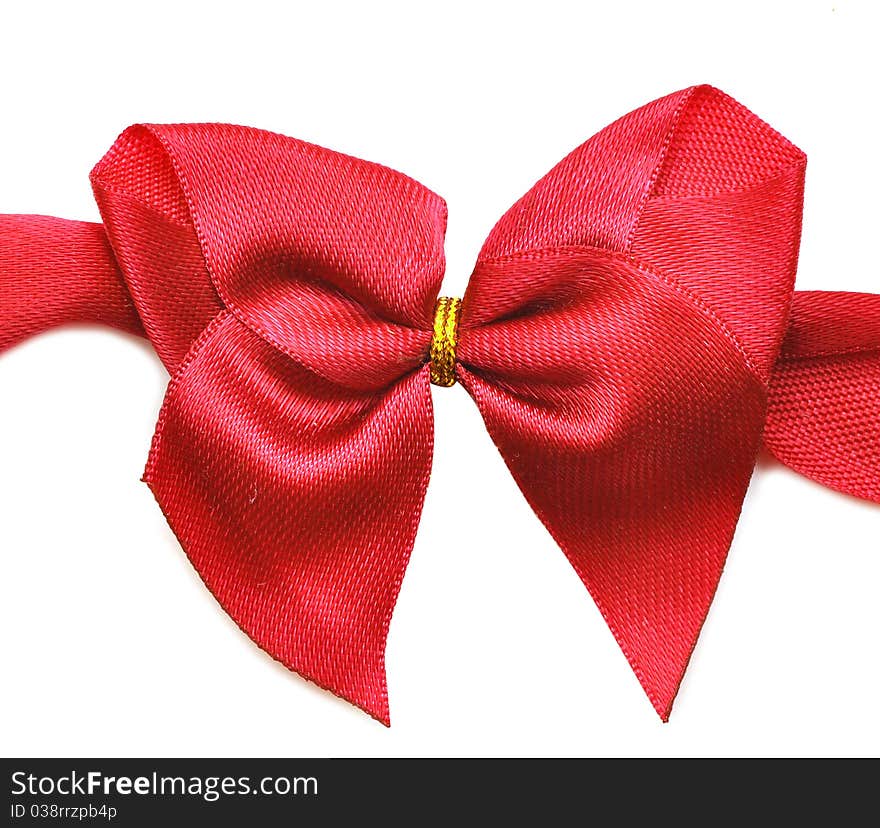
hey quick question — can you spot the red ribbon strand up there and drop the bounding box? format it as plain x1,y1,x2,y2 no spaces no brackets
1,85,877,724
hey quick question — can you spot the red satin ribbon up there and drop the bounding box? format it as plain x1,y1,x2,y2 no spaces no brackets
1,86,877,724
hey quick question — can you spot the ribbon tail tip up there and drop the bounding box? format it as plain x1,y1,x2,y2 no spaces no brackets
360,695,391,728
649,699,673,723
645,683,679,723
372,689,391,728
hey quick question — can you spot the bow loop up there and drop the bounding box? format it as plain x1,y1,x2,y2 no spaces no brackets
629,85,806,380
472,86,805,380
91,123,446,385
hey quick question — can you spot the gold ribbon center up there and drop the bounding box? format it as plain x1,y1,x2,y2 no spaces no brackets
429,297,461,387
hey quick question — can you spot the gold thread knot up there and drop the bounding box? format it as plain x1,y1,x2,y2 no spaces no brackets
429,297,461,387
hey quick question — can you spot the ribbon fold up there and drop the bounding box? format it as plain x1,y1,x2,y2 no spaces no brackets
1,86,877,724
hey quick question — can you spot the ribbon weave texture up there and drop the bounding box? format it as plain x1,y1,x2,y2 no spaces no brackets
1,86,878,724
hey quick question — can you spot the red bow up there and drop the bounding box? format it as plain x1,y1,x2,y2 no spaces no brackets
1,85,878,724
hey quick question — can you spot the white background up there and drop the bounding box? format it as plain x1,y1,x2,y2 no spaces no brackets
1,0,877,758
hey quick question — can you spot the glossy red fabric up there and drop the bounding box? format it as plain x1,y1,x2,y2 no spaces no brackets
765,292,880,502
1,86,877,724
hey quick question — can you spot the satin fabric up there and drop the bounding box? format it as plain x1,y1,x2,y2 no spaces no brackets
1,86,877,724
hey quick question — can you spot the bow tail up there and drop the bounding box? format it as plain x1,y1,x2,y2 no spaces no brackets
457,247,772,720
145,312,433,724
0,215,143,354
460,358,766,721
765,291,880,503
